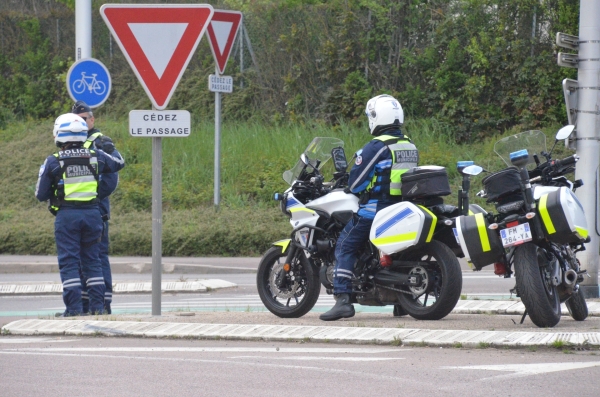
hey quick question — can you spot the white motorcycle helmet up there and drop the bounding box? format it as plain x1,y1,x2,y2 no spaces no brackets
365,94,404,136
53,113,88,146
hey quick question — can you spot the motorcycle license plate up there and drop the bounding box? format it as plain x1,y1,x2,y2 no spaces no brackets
500,222,532,247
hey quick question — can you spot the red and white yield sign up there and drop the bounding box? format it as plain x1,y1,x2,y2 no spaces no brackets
207,10,243,75
100,4,214,110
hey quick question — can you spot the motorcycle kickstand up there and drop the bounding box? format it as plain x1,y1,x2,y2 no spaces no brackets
519,309,528,324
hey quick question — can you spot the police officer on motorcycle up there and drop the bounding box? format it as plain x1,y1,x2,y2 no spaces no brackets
35,114,125,316
320,95,419,321
72,101,119,314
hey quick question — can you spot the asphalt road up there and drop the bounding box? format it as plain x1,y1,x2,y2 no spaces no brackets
1,336,599,397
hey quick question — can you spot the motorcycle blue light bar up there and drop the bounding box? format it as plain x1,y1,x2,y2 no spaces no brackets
510,149,528,160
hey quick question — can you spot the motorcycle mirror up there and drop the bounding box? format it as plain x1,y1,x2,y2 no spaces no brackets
462,165,483,176
300,153,309,165
331,147,348,172
556,125,575,141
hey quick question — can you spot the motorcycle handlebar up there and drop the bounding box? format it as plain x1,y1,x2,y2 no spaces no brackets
554,155,579,169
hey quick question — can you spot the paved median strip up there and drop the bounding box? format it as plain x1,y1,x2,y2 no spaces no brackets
2,319,599,347
0,280,237,295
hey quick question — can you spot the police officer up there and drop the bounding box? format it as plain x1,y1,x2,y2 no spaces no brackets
72,101,119,314
35,114,125,316
320,95,419,321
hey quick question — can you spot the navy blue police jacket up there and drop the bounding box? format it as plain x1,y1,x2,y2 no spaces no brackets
87,129,120,218
35,147,125,209
347,129,405,219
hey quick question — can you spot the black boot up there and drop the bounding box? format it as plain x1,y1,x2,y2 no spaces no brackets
319,294,355,321
393,304,408,317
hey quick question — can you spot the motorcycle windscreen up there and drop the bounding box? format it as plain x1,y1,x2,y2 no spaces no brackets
537,187,588,244
370,202,436,255
455,213,504,270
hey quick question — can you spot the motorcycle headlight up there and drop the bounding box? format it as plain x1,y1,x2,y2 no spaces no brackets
274,193,290,217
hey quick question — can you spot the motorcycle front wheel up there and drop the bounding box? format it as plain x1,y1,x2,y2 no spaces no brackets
514,243,561,327
256,246,320,318
565,288,588,321
396,240,462,320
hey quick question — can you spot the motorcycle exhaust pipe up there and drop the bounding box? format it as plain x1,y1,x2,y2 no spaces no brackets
562,269,578,289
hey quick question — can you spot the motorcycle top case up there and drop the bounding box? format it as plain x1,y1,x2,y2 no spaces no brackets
401,165,451,200
370,201,437,255
537,186,588,244
482,167,523,203
455,213,504,270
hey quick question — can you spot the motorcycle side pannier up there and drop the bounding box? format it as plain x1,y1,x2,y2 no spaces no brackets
482,167,523,204
455,213,504,270
401,166,451,199
537,187,589,244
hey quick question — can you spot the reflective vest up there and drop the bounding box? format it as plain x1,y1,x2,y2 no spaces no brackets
51,148,99,207
83,131,103,149
367,134,419,196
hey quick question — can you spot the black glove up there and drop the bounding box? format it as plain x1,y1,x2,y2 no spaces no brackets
97,136,115,154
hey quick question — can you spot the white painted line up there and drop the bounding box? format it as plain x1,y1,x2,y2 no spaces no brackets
230,356,403,361
6,347,404,353
443,361,600,379
0,338,79,344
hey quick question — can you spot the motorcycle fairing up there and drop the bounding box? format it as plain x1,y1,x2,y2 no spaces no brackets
305,189,359,214
537,186,588,244
272,239,291,253
370,201,436,255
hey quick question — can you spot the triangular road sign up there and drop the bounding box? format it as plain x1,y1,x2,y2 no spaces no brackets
100,4,214,110
206,10,243,75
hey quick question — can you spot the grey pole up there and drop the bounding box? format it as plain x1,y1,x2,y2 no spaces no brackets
75,0,92,60
575,0,600,298
214,66,222,208
152,125,162,315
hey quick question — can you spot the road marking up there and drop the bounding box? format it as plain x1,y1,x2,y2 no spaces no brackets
230,356,403,361
5,347,406,354
0,338,79,344
444,361,600,379
0,351,407,382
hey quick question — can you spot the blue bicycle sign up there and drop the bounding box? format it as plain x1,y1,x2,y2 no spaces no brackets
67,58,111,108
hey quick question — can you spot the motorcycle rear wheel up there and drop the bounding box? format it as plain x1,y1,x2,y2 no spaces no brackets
396,240,462,320
565,288,588,321
514,243,561,327
257,246,320,318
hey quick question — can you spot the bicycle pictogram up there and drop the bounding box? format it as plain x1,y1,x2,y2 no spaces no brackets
72,72,107,95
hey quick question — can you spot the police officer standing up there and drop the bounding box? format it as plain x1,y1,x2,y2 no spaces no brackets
72,101,119,314
320,95,419,321
35,114,125,316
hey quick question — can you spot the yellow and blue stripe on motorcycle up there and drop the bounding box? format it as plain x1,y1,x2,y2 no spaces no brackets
455,213,503,270
537,187,588,244
370,201,436,255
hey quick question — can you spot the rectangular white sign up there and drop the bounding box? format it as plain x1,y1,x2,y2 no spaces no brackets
129,110,191,137
209,74,233,93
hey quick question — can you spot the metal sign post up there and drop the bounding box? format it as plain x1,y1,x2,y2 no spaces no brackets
152,129,162,315
575,0,600,298
102,4,214,315
214,69,222,208
206,10,242,208
75,0,92,60
557,1,600,298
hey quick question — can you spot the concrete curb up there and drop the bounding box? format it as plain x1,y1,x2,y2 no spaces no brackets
0,279,237,295
2,319,599,347
0,262,256,274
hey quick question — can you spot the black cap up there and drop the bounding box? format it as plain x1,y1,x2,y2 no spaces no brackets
71,100,91,114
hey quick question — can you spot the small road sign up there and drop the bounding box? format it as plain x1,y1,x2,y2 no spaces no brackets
207,10,243,75
100,4,214,110
209,75,233,93
66,58,111,108
129,110,191,137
